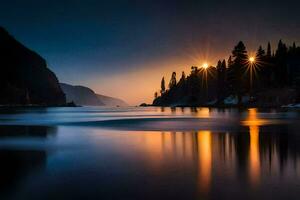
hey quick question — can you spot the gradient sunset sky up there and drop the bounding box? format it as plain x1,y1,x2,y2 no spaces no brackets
1,0,300,105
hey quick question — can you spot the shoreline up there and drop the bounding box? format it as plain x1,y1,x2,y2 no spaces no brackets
0,104,299,110
145,104,300,109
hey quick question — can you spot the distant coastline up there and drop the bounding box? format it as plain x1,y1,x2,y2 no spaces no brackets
142,104,297,109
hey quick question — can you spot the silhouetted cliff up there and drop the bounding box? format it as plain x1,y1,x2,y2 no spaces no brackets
0,27,66,105
61,83,128,106
60,83,104,106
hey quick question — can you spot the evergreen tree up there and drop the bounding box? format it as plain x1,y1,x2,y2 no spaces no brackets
169,72,177,89
160,77,166,94
231,41,248,104
228,56,233,67
292,42,296,50
256,46,265,58
255,46,267,90
267,42,271,58
221,59,227,89
180,71,186,82
265,42,274,87
275,40,288,86
221,60,227,72
216,60,223,102
216,59,227,103
216,60,222,70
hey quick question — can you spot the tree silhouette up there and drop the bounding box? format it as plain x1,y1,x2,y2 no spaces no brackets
216,60,224,102
153,40,300,107
256,46,265,58
267,42,272,58
219,60,227,102
169,72,177,89
254,46,267,90
230,41,247,104
180,71,186,82
275,40,288,86
160,77,166,94
228,56,233,67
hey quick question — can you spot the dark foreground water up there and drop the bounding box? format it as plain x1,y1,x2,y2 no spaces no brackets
0,107,300,200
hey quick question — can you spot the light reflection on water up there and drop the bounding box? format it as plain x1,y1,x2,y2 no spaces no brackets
0,107,300,199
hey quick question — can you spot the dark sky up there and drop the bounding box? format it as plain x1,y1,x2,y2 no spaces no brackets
1,0,300,104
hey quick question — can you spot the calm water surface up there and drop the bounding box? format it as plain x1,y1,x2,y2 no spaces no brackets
0,106,300,200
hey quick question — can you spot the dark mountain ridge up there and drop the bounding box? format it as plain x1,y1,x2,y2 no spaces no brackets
60,83,104,106
60,83,127,106
0,27,66,105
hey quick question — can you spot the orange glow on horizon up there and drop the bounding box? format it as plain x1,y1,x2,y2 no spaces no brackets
85,48,228,105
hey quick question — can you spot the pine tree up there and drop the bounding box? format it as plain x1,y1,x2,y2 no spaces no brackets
221,60,227,70
256,46,265,58
275,40,288,86
221,59,227,85
228,56,233,67
216,59,227,103
293,42,296,50
180,71,186,82
254,46,267,90
160,77,166,94
169,72,177,89
216,60,223,102
267,42,271,58
231,41,248,104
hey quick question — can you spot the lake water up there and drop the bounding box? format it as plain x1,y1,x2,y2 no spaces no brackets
0,106,300,200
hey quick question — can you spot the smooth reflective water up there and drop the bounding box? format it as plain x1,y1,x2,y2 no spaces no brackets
0,107,300,200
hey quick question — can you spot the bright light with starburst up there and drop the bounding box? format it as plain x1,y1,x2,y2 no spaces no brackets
202,62,209,69
245,54,263,95
249,56,255,63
